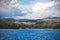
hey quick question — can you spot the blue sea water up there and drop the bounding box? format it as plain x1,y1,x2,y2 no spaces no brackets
0,29,60,40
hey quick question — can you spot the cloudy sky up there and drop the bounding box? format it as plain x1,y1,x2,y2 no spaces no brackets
0,0,60,19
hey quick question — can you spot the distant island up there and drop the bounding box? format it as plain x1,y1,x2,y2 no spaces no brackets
0,17,60,29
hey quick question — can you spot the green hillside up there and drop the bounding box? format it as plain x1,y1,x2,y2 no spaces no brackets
0,18,60,29
36,18,60,29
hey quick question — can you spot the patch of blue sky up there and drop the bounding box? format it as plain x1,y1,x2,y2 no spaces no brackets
18,0,52,5
11,8,26,16
18,0,35,5
0,8,26,18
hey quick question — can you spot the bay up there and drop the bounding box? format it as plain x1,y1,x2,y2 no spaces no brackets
0,29,60,40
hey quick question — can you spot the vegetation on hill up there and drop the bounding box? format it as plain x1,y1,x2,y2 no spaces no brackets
0,18,60,29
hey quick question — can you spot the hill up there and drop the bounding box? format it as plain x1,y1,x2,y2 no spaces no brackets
0,17,60,29
36,17,60,29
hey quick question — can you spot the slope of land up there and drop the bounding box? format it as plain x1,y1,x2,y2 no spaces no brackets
0,17,60,29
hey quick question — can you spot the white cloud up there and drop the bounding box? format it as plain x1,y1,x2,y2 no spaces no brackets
0,0,30,14
32,2,54,12
31,1,54,19
15,1,54,19
9,0,31,14
0,0,10,13
0,0,60,19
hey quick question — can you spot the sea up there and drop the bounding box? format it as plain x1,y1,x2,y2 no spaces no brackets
0,29,60,40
